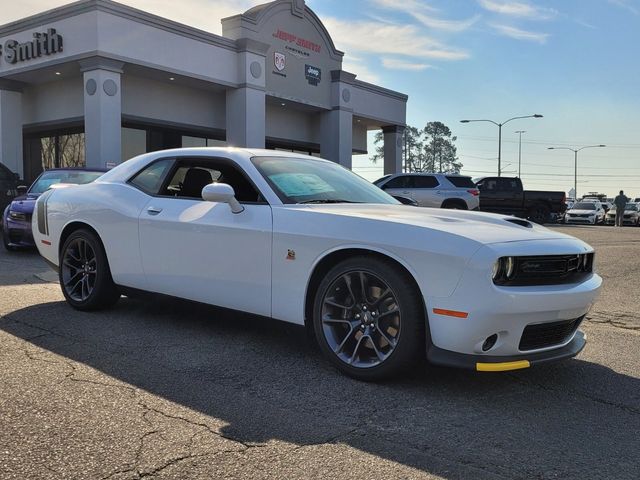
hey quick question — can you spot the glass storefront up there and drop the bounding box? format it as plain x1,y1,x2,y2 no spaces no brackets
122,127,147,161
24,129,86,182
23,123,227,183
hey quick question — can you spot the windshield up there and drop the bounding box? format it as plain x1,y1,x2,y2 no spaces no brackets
252,156,399,205
572,202,596,210
624,204,638,211
30,170,104,194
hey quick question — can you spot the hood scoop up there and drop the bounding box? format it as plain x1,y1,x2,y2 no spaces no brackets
505,218,533,228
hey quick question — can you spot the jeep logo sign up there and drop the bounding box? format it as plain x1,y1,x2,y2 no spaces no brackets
305,64,321,86
0,28,63,65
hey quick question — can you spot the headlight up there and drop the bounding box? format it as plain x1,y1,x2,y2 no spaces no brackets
492,257,516,281
492,259,501,280
8,210,26,221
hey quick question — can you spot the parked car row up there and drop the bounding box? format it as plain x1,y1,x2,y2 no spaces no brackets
374,173,567,224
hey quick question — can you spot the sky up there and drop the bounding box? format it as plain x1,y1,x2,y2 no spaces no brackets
2,0,639,198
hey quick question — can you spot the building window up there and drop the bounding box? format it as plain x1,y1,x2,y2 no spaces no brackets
24,129,85,182
122,127,147,161
182,136,227,148
58,134,86,168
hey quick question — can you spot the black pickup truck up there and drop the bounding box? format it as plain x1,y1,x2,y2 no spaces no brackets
474,176,566,224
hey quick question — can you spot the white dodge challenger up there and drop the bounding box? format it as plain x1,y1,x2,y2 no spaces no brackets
33,148,602,380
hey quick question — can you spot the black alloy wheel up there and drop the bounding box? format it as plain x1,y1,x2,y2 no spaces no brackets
59,229,120,310
313,256,425,381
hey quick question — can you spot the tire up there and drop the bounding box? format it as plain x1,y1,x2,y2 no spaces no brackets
59,229,120,311
312,256,425,381
2,231,16,252
528,205,549,224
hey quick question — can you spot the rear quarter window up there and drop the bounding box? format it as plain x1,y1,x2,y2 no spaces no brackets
446,176,475,188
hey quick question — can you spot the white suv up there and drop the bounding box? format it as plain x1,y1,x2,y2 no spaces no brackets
374,173,480,210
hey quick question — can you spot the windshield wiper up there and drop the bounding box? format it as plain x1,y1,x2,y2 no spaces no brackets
299,199,361,204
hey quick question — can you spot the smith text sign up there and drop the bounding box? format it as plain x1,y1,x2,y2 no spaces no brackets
0,29,63,65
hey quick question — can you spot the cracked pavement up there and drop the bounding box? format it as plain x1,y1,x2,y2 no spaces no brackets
0,226,638,479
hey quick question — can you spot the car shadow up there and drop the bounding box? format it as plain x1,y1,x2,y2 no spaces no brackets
1,296,639,479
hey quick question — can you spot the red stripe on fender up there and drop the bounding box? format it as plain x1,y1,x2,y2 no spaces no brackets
41,240,51,246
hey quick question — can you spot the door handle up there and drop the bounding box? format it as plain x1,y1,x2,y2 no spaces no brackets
146,206,163,216
402,191,410,194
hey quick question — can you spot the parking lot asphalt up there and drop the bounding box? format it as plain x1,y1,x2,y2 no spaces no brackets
0,225,638,480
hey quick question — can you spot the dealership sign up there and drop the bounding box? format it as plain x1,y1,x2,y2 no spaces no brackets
0,28,63,65
305,64,321,86
274,52,286,71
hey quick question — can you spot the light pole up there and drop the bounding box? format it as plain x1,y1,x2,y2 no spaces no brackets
460,114,543,177
515,130,526,177
547,145,606,199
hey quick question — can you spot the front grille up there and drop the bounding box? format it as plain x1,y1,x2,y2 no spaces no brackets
519,317,583,351
494,254,594,286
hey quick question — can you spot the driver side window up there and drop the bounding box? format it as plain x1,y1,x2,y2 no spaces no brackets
160,159,263,203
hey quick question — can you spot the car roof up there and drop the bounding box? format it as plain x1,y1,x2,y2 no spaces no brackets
40,167,109,173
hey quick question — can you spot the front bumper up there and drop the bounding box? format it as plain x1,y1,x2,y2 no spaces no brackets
428,330,586,371
424,239,601,364
3,218,34,247
565,216,597,224
606,217,637,225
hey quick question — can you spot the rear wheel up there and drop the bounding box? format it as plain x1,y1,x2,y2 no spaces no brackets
59,229,120,311
313,256,425,381
442,200,467,210
528,205,549,224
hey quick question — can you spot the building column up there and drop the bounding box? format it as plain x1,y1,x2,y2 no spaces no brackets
80,58,123,169
226,87,265,148
320,109,353,168
0,88,24,178
320,71,355,169
383,125,404,175
226,39,269,148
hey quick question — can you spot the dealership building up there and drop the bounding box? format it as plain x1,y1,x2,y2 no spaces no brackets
0,0,407,183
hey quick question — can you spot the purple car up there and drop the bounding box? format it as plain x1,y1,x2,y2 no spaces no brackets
2,168,106,250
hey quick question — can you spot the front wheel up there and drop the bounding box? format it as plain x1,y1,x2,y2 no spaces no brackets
3,231,16,252
312,256,425,381
59,229,120,311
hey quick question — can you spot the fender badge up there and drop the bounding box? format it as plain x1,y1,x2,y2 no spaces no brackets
286,249,296,261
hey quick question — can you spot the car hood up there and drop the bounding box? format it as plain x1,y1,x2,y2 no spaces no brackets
9,193,39,214
300,204,573,245
568,209,597,214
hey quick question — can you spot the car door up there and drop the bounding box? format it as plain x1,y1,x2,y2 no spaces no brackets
477,178,517,214
410,175,441,207
137,156,273,317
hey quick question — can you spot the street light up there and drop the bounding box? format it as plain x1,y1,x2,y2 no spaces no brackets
460,114,543,177
515,130,526,177
547,145,606,199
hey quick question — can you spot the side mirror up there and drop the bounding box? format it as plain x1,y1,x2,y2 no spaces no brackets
201,183,244,214
16,185,28,195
